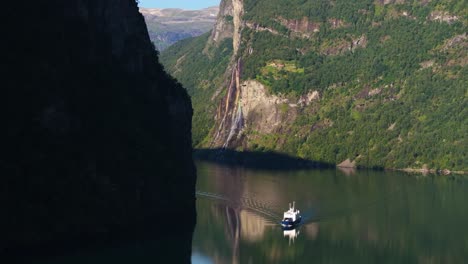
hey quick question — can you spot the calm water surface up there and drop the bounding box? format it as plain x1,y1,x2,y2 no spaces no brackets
192,161,468,264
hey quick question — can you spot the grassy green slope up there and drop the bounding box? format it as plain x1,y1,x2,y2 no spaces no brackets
162,0,467,171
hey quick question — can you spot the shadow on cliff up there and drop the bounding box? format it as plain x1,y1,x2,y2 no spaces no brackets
195,149,334,170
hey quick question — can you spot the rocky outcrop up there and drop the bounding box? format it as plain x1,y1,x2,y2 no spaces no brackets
246,22,281,35
375,0,406,5
2,0,195,258
320,35,368,56
338,159,357,168
209,0,236,46
241,80,291,134
328,18,349,29
298,91,321,106
279,17,320,37
212,77,300,148
428,11,459,24
208,0,244,53
232,0,244,54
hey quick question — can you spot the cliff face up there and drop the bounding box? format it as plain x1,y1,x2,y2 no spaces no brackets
209,0,236,46
210,0,293,149
2,0,195,257
210,0,244,147
162,0,467,172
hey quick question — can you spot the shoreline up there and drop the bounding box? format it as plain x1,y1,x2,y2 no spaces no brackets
195,149,467,175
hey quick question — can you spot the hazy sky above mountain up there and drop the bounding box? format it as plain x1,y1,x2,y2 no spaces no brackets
138,0,220,9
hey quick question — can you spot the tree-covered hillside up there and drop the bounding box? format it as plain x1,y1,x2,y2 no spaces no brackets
161,0,467,172
162,33,234,145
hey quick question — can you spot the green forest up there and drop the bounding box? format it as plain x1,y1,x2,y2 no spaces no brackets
162,33,234,146
162,0,467,172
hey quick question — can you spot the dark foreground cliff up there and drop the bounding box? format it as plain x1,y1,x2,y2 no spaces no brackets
2,0,195,260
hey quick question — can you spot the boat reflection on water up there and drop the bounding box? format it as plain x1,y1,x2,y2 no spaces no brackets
194,201,278,264
283,226,301,246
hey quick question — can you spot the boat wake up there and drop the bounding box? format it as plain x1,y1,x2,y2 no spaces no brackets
196,191,319,227
197,186,403,228
196,190,282,224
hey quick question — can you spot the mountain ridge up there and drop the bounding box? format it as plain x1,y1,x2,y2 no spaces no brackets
140,6,219,50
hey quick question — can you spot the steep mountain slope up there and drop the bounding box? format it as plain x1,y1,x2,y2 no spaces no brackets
3,0,195,258
141,6,218,50
161,0,467,172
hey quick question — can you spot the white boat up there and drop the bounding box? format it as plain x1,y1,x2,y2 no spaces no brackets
281,201,301,229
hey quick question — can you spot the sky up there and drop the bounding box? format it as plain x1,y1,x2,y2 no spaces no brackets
138,0,221,9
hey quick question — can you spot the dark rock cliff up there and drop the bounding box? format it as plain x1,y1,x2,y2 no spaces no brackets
2,0,195,259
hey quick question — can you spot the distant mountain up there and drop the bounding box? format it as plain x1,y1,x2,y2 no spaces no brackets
161,0,467,173
140,6,219,50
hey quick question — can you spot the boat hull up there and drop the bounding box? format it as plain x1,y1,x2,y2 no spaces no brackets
281,217,301,229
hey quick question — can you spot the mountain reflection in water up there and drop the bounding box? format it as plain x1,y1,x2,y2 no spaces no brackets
193,161,468,264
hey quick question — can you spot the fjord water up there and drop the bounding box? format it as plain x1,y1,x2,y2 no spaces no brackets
193,161,468,264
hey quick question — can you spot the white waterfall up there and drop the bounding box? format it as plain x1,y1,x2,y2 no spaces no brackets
223,101,243,148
